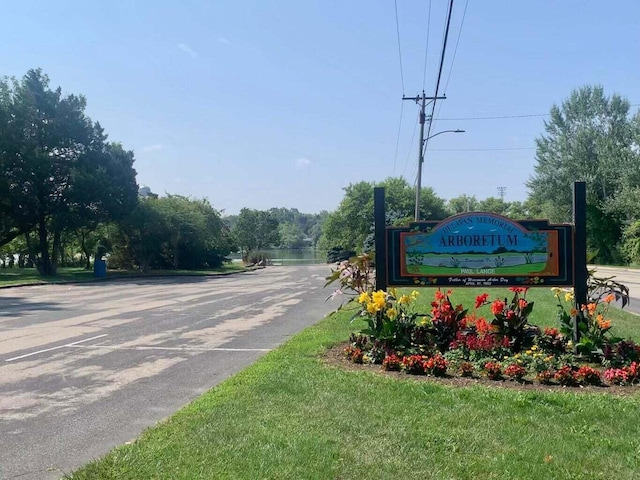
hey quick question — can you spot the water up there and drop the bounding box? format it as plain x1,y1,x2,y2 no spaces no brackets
229,248,326,265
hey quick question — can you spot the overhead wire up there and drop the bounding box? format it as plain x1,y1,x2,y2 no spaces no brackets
432,0,469,131
421,0,432,91
424,0,455,148
394,0,405,95
392,0,405,176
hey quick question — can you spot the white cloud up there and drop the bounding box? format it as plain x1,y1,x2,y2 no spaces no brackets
295,157,311,168
218,37,231,45
141,144,164,153
177,43,198,58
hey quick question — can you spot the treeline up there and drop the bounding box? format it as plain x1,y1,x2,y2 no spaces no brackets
223,208,327,261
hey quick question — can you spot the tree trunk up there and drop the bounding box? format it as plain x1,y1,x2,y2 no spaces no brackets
51,228,61,275
79,230,91,270
38,216,53,276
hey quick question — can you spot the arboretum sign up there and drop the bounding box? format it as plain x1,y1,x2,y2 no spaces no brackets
384,213,574,288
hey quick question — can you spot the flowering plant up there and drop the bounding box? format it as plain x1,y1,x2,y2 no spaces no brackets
484,362,503,380
475,287,538,352
325,253,374,303
554,286,620,359
427,289,467,352
357,289,423,348
504,364,527,382
424,354,448,377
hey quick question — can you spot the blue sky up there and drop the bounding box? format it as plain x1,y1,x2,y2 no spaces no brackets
3,1,639,214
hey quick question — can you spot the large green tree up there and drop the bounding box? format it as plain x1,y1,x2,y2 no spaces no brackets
232,208,280,260
527,85,640,263
321,177,448,252
0,69,138,274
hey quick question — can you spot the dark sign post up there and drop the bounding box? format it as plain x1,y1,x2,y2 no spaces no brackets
374,187,387,291
573,181,588,342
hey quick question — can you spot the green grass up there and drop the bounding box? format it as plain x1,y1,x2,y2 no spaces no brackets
0,264,246,287
67,287,640,480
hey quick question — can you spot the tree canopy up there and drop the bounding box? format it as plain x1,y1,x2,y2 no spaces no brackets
527,85,640,262
0,69,138,274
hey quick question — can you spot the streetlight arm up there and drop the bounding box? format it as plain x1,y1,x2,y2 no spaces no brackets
425,129,465,142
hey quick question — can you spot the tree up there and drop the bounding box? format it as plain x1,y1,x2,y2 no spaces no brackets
233,208,280,260
447,194,479,215
527,85,640,263
321,177,448,252
0,69,138,274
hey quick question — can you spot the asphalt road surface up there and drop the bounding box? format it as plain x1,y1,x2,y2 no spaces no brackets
590,265,640,315
0,265,339,480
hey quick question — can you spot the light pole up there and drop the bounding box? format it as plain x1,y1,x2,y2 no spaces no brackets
415,129,465,221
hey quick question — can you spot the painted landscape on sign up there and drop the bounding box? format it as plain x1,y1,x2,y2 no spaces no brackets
402,213,553,276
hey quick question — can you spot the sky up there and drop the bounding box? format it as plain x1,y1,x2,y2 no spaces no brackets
3,0,640,215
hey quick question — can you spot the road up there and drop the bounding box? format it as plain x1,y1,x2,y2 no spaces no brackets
590,265,640,314
0,265,339,480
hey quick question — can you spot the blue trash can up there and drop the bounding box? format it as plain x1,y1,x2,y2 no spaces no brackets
94,258,107,278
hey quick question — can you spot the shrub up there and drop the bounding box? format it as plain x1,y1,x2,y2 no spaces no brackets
344,346,363,364
458,361,474,377
536,370,554,384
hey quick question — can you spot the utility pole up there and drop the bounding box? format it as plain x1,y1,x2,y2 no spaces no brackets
403,91,446,221
497,186,507,201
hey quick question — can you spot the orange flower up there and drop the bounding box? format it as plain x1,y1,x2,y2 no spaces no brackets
570,308,578,316
518,298,528,309
475,316,492,335
581,303,597,316
597,315,611,330
491,299,505,316
604,294,615,304
435,289,445,301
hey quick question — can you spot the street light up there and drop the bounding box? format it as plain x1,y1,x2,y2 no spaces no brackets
415,129,465,221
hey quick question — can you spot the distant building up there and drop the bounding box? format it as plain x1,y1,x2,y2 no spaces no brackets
138,185,157,198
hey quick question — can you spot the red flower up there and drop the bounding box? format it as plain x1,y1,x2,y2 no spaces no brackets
518,298,528,309
543,327,559,337
475,293,489,309
491,299,505,316
509,287,528,294
434,290,445,301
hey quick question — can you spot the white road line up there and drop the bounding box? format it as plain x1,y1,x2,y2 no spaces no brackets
4,334,109,362
67,344,271,353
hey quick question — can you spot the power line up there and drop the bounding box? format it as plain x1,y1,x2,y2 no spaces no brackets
429,147,535,151
436,104,640,121
432,0,469,130
424,0,454,146
442,0,469,96
392,101,404,175
421,0,432,91
394,0,405,95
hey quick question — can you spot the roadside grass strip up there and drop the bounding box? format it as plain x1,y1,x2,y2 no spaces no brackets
67,288,640,479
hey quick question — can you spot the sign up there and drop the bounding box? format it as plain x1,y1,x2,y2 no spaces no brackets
385,212,574,287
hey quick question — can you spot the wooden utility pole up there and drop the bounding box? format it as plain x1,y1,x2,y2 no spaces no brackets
403,92,446,221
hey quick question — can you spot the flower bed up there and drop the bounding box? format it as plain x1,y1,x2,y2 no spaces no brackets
327,257,638,388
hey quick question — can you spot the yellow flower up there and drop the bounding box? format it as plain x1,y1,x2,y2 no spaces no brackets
398,294,411,305
410,290,420,299
358,292,370,304
366,302,378,315
371,291,386,311
531,345,538,351
388,287,398,299
386,308,398,319
564,292,574,302
551,287,562,298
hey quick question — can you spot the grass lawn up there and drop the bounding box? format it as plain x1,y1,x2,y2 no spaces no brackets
67,286,640,480
0,264,246,288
